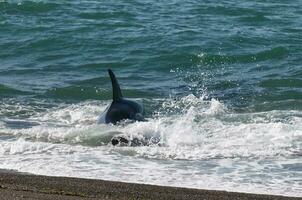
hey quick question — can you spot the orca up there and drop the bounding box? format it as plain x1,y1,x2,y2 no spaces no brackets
98,69,144,125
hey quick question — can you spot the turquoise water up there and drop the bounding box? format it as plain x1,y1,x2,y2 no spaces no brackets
0,0,301,197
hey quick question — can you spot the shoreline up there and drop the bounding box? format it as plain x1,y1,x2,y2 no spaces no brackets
0,169,300,200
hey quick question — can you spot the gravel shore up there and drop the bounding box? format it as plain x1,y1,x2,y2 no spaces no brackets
0,170,300,200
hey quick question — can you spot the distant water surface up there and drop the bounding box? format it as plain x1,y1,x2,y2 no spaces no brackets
0,0,301,197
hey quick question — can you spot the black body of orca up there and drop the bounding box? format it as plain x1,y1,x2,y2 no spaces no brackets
98,69,144,125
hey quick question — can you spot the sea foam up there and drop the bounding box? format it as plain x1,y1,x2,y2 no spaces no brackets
0,95,301,196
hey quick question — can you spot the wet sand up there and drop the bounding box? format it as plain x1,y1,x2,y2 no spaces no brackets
0,169,300,200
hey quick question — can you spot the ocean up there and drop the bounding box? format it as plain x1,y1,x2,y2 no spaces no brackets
0,0,301,197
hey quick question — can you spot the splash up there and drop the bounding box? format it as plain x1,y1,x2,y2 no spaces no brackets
0,96,301,196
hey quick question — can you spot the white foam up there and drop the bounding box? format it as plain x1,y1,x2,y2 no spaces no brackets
0,97,301,197
0,138,300,197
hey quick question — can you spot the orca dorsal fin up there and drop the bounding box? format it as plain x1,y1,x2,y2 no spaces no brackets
108,69,123,101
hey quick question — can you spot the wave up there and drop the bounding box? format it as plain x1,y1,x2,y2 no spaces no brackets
260,78,302,88
0,84,32,96
192,5,266,17
196,47,288,65
0,1,59,14
43,83,159,101
78,10,135,20
1,95,300,160
43,86,106,100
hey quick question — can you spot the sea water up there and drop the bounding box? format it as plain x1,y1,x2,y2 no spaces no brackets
0,0,301,197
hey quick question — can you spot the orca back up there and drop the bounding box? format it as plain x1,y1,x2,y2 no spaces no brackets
98,69,144,124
